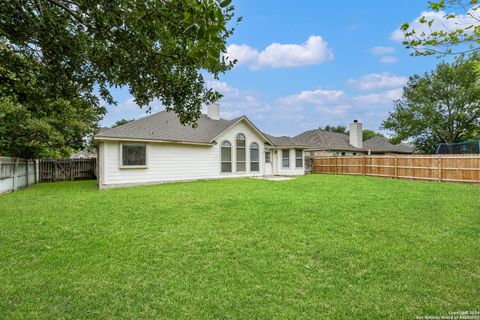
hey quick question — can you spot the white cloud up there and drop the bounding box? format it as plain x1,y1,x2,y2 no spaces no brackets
273,85,405,135
224,44,259,67
279,89,347,106
370,46,395,55
101,97,163,127
277,89,351,116
353,88,403,106
226,35,334,70
347,73,408,91
278,86,403,111
277,84,404,122
206,80,271,120
315,104,351,114
206,79,240,97
391,9,480,42
379,55,399,64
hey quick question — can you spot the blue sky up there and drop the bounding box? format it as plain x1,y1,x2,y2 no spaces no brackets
102,0,450,136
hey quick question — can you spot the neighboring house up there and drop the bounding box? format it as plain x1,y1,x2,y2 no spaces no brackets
295,120,413,156
94,104,307,189
70,151,96,159
363,136,413,154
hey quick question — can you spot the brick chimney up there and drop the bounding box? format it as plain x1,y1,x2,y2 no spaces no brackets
349,120,363,149
207,103,220,120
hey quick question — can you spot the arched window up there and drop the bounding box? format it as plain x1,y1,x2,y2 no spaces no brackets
221,141,232,173
250,142,259,172
236,133,246,172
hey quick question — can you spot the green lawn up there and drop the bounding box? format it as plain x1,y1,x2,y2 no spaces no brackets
0,175,479,319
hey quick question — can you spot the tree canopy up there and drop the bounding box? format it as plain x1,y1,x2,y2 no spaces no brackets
362,130,385,142
382,54,480,153
111,119,135,128
401,0,480,56
0,43,105,158
319,125,347,134
0,0,237,157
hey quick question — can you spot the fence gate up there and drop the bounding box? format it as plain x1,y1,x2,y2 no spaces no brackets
39,159,97,182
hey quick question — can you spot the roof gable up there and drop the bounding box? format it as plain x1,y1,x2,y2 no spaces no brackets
211,116,273,144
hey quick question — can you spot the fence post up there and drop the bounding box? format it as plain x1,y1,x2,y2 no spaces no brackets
12,157,19,191
334,156,337,175
26,159,29,186
34,160,37,183
438,156,442,182
362,156,366,176
394,156,398,179
70,159,74,181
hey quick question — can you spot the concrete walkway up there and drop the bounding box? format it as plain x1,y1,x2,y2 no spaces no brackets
254,176,295,181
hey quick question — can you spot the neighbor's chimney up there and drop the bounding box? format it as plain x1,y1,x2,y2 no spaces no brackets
349,120,363,149
207,103,220,120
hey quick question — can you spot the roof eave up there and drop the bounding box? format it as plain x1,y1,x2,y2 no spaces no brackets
93,136,214,146
271,145,309,149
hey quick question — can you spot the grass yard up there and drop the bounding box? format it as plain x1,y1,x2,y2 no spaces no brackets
0,175,479,319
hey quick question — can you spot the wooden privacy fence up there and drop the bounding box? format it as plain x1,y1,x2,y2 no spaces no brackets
0,157,39,195
312,154,480,184
39,158,96,182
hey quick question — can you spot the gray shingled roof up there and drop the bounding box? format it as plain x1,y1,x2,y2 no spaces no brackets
294,129,413,153
294,130,361,152
95,111,410,152
95,111,241,144
263,134,309,148
363,136,413,153
95,111,299,147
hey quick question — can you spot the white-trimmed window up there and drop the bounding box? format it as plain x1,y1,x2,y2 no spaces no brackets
282,149,290,168
265,151,271,163
250,142,259,172
121,143,147,168
236,133,246,172
221,141,232,173
295,149,303,168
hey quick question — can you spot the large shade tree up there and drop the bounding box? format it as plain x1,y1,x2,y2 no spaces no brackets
0,0,237,158
0,43,106,158
382,54,480,153
400,0,480,56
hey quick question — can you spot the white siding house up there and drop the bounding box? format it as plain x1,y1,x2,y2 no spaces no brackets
95,105,307,189
272,148,305,176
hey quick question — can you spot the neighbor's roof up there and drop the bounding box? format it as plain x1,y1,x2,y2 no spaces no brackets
294,129,413,153
263,134,309,148
363,136,413,153
70,151,96,159
95,111,278,146
294,130,360,152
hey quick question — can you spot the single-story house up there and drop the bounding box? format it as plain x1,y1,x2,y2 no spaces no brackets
294,120,413,156
94,104,308,189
